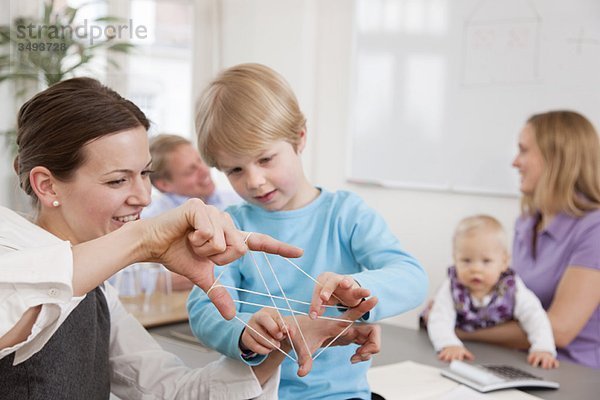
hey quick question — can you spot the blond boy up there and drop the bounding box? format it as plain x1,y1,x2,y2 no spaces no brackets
187,63,428,399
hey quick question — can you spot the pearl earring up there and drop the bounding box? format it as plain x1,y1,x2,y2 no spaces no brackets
52,200,60,207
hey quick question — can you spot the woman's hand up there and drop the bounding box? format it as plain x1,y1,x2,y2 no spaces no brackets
138,199,303,319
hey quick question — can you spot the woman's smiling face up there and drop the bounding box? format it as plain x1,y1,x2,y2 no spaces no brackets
50,126,153,243
513,124,545,196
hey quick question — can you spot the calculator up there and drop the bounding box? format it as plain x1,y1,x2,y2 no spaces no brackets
440,360,560,393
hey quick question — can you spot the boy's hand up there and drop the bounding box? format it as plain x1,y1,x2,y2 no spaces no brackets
527,351,559,369
240,297,379,377
337,322,381,364
240,308,293,355
438,345,474,362
309,272,371,319
287,296,379,377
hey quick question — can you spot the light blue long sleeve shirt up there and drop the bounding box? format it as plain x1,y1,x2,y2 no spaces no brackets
187,189,428,399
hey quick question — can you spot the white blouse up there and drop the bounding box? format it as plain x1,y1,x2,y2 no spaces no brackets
0,206,278,399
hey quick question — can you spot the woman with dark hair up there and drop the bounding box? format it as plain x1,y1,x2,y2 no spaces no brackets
457,111,600,369
0,78,380,399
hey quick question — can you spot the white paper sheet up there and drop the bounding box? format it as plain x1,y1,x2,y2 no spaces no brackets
367,361,540,400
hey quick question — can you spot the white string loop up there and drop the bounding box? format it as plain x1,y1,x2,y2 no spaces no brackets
207,248,358,362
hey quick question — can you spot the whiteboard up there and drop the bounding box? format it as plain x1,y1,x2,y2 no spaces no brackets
348,0,600,196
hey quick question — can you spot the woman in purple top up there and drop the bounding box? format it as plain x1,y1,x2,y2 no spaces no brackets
458,111,600,369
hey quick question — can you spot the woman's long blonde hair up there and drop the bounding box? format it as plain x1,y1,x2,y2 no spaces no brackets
522,110,600,216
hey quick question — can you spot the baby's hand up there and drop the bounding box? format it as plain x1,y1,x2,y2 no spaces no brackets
309,272,371,319
438,345,474,362
240,308,292,355
527,351,559,369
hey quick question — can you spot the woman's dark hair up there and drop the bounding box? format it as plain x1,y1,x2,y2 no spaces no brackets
14,77,150,205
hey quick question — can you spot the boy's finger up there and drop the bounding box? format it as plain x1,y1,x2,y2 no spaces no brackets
359,325,381,354
261,315,285,340
355,341,379,358
341,297,378,321
248,323,282,351
276,316,294,338
351,352,371,363
309,276,326,319
350,287,371,301
319,274,345,302
245,232,303,258
310,273,348,318
244,334,276,355
309,272,338,318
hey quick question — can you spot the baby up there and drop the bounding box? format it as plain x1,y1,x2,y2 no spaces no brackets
427,215,558,368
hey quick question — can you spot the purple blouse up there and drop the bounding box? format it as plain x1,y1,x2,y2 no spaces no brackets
513,209,600,369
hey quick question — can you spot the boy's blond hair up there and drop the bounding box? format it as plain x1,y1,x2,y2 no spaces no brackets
453,215,508,253
523,110,600,216
195,63,306,168
148,134,190,187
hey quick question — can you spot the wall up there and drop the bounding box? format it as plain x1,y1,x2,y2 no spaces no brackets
311,2,519,328
0,0,522,328
192,0,521,329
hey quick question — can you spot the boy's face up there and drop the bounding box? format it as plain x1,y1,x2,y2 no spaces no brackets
453,229,509,300
217,138,311,211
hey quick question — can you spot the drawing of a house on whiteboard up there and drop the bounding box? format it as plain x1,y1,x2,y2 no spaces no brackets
462,0,541,86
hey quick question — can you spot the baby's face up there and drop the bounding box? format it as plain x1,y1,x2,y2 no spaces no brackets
453,230,509,299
